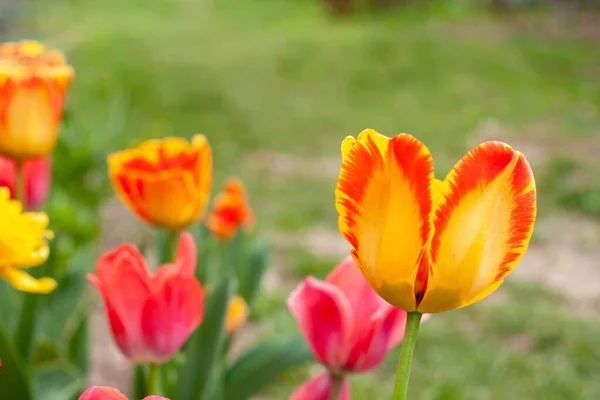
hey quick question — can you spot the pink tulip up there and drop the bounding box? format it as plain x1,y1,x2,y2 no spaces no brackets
78,386,168,400
290,371,351,400
88,232,204,364
0,155,51,209
288,256,414,373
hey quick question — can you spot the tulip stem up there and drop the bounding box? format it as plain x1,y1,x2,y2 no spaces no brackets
330,373,343,400
148,363,160,395
392,311,422,400
15,159,26,207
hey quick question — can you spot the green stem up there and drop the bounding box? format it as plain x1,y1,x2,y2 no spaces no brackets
147,363,160,396
329,373,343,400
392,312,423,400
15,159,26,207
14,159,38,362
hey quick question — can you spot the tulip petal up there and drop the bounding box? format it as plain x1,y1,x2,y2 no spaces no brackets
141,276,204,362
288,278,353,368
335,130,434,311
290,371,351,400
78,386,128,400
225,295,250,335
419,142,536,313
326,256,386,322
175,232,196,277
0,267,56,293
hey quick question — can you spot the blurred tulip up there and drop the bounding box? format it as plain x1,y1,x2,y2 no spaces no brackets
225,294,250,335
88,232,204,364
108,135,212,230
289,256,415,373
0,155,51,209
0,187,55,293
0,40,73,158
78,386,168,400
206,177,254,241
336,129,536,313
290,371,351,400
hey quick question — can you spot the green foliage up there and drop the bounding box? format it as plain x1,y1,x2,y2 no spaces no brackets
175,279,233,400
0,327,32,400
224,337,314,400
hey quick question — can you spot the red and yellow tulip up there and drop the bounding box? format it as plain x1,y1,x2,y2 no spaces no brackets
0,40,73,159
206,177,254,241
108,135,212,230
335,129,536,314
0,187,56,293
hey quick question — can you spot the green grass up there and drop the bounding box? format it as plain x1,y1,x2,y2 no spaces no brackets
9,0,600,398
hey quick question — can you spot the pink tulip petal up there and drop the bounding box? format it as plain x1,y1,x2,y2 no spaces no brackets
290,371,351,400
347,305,408,372
288,277,353,368
175,232,197,277
24,156,51,209
78,386,128,400
326,256,386,323
141,276,204,362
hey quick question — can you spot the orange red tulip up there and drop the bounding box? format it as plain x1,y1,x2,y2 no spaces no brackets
108,135,212,230
0,40,73,158
206,177,254,241
78,386,167,400
88,232,204,364
0,155,51,209
335,129,536,314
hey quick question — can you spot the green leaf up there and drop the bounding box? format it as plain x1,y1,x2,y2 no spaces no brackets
237,239,271,307
221,231,245,278
194,225,212,284
176,279,233,400
32,340,60,367
0,280,21,332
224,336,313,400
32,363,84,400
67,317,88,373
0,326,33,400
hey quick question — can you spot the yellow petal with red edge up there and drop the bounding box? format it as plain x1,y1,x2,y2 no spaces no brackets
335,129,434,312
0,267,57,293
417,141,536,313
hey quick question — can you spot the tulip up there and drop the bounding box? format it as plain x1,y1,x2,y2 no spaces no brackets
335,129,536,314
289,257,413,399
88,232,204,364
78,386,167,400
0,40,73,159
290,371,351,400
108,135,212,230
0,187,56,293
335,129,536,398
0,155,51,209
225,294,250,335
206,177,254,241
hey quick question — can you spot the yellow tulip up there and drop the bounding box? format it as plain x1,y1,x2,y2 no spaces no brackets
0,188,56,293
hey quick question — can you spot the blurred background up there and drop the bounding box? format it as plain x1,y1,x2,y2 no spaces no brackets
2,0,600,398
